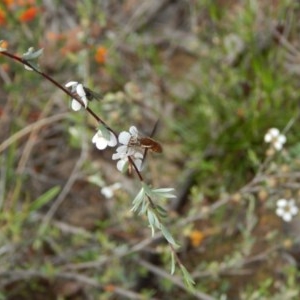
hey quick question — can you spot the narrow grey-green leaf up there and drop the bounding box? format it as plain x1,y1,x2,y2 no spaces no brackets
156,205,168,218
160,224,177,246
170,251,176,275
29,186,60,212
180,265,195,289
22,47,44,60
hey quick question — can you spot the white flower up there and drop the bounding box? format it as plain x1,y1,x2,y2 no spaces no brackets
92,128,117,150
101,182,122,199
118,126,139,149
112,148,143,172
65,81,88,111
264,128,286,151
112,126,143,172
276,198,298,222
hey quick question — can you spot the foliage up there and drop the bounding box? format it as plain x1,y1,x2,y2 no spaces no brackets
1,0,300,299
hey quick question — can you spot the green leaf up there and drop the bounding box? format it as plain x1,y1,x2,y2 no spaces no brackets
29,186,60,212
180,265,195,289
148,187,176,199
170,251,176,275
131,187,145,212
160,224,177,246
147,210,160,229
155,205,168,218
22,47,44,60
97,124,111,141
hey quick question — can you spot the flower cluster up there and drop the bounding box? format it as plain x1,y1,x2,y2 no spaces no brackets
65,82,146,174
276,198,298,222
65,81,89,111
264,128,286,151
89,119,143,172
112,126,144,172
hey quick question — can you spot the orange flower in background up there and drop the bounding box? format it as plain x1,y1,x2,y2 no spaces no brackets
19,6,39,22
0,9,7,25
3,0,14,7
189,230,205,247
3,0,36,6
95,46,107,64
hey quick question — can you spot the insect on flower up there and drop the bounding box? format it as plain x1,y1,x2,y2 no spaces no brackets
129,136,163,153
112,124,162,173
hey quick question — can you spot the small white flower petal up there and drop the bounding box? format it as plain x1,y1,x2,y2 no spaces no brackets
71,99,82,111
129,126,138,137
278,135,286,144
269,128,280,137
274,142,283,151
119,131,131,145
282,213,292,222
81,95,88,108
76,83,86,97
134,158,142,171
96,138,108,150
65,81,78,87
277,199,287,207
264,133,272,143
117,159,127,172
134,152,143,159
276,207,284,217
108,133,117,147
101,186,114,198
291,206,299,215
24,65,33,71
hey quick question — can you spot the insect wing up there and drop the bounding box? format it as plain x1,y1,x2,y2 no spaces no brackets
83,86,102,101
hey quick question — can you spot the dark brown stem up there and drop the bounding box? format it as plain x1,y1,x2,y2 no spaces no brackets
0,51,116,135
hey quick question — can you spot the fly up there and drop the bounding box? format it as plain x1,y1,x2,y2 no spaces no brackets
130,136,163,153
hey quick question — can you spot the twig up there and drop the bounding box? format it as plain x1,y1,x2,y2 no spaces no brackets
136,258,215,300
0,113,68,154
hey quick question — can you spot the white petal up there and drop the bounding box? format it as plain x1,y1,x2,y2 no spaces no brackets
76,83,86,97
264,133,272,143
65,81,78,87
119,131,131,145
108,133,117,147
117,145,128,154
278,135,286,144
117,159,127,172
24,65,33,71
277,199,287,207
269,128,280,137
112,153,121,160
95,137,108,150
81,95,88,108
276,207,284,217
274,142,283,151
92,132,100,144
71,99,82,111
101,187,114,198
134,158,142,171
291,206,299,215
129,126,138,137
282,213,292,222
134,152,144,159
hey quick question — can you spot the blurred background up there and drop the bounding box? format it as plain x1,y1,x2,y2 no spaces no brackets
1,0,300,299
